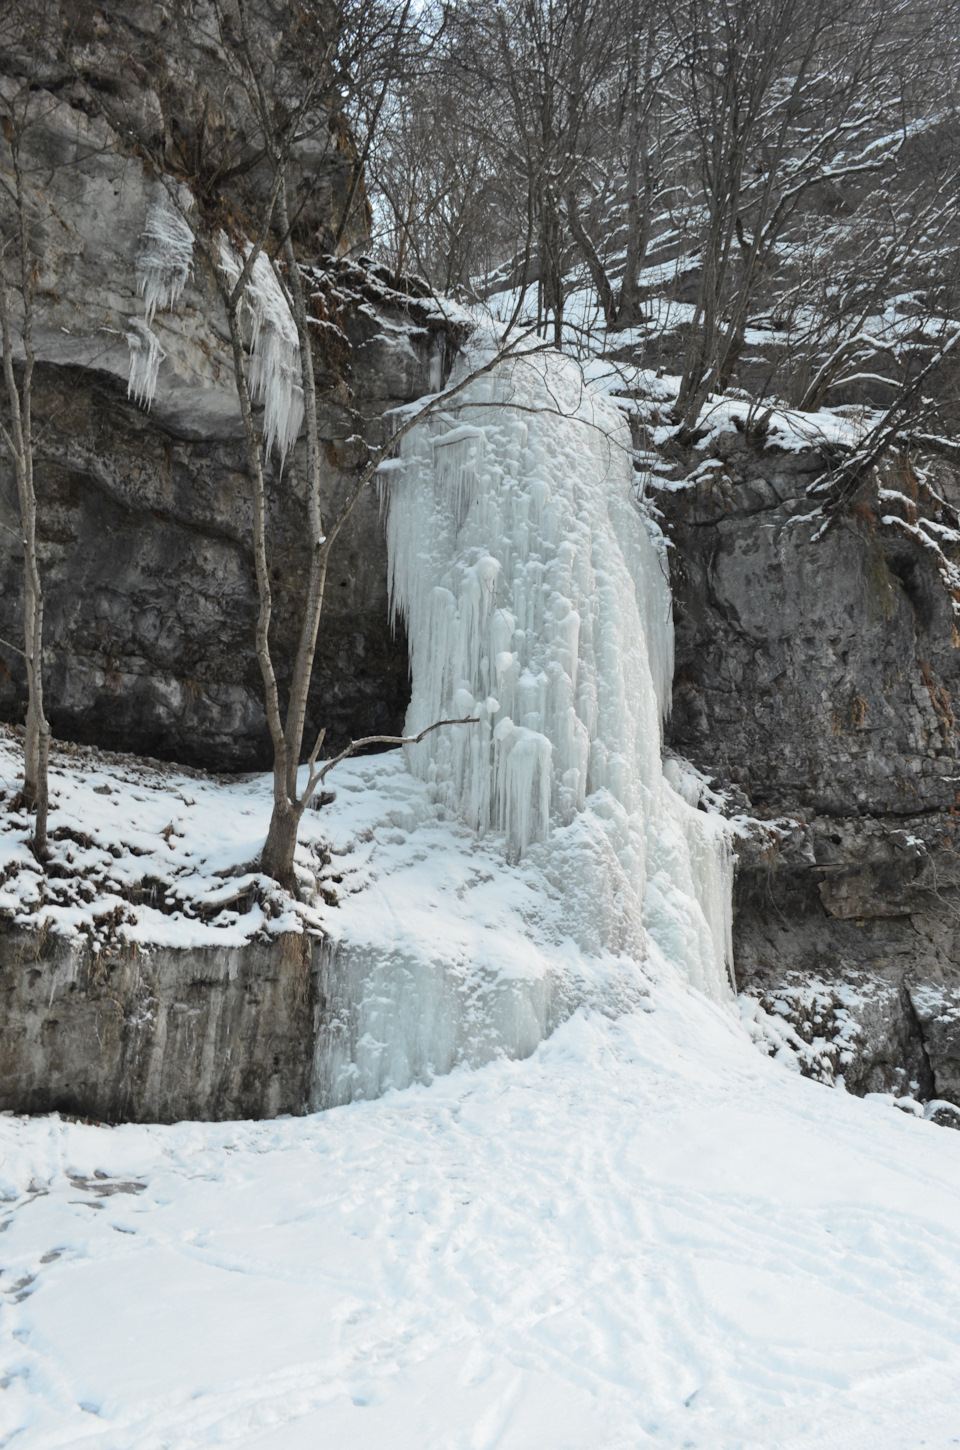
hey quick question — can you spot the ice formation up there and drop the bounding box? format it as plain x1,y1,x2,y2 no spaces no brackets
220,239,305,461
125,317,165,410
126,199,194,409
135,201,194,322
387,345,733,1001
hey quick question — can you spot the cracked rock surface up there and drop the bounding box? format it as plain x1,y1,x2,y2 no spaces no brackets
660,428,960,1110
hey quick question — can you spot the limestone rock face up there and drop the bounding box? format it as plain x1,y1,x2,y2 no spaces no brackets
0,924,320,1123
660,430,960,1105
0,9,463,768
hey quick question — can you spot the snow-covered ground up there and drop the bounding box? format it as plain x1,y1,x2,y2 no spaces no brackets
4,982,960,1449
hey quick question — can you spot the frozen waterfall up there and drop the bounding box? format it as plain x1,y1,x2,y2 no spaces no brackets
386,346,733,1003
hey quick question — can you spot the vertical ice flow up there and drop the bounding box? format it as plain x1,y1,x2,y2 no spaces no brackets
125,317,165,409
387,347,733,1001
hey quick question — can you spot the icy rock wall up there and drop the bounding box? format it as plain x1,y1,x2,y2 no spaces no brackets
387,347,733,1002
312,939,569,1112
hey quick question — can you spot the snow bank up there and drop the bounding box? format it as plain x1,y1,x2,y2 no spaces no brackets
4,982,960,1449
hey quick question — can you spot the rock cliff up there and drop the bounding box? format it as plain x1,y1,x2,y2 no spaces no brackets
658,426,960,1109
0,1,464,769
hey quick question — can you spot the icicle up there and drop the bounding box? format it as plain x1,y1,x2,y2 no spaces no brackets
386,345,734,1001
219,238,304,463
125,318,165,409
493,717,552,855
136,201,194,322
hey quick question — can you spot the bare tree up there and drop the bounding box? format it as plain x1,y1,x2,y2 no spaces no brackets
563,0,670,331
371,0,635,341
666,0,958,430
0,10,54,860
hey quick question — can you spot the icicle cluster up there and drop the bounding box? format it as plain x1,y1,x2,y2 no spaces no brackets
220,240,304,462
135,202,194,322
387,346,733,1001
125,317,165,409
125,199,195,410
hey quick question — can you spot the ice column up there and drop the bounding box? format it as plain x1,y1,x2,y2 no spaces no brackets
386,346,733,1001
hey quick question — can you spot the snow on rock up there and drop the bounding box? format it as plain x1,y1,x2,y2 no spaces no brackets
0,732,315,952
387,344,733,1001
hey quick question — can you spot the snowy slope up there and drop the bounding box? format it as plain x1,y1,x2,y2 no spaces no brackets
0,727,707,1108
3,982,960,1449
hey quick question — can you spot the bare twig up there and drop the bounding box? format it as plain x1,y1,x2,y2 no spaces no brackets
307,716,481,803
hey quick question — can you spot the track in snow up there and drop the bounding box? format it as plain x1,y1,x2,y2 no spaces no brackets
3,982,960,1449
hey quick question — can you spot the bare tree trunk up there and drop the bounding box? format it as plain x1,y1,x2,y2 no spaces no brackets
261,791,302,893
0,117,50,860
275,184,327,804
565,188,617,325
220,280,292,873
613,8,652,330
615,132,645,328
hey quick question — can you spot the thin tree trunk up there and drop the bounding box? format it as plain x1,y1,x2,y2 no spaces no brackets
221,292,292,873
276,183,327,807
565,188,616,326
0,126,50,860
614,11,650,330
616,135,644,328
260,792,302,893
